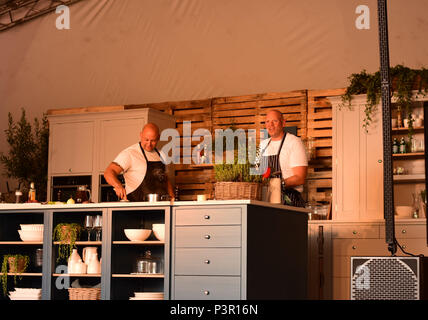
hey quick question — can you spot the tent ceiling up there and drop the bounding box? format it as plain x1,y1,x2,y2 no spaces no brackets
0,0,82,32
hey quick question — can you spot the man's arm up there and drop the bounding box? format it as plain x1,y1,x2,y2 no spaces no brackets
283,166,307,188
104,162,127,200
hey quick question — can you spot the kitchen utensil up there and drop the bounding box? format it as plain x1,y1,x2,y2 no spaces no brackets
152,224,165,241
146,193,159,202
75,185,91,203
83,215,94,241
68,249,82,274
35,248,43,268
124,229,151,241
135,250,162,274
87,252,101,274
20,224,44,231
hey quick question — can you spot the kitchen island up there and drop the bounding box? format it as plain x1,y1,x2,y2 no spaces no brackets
0,200,308,300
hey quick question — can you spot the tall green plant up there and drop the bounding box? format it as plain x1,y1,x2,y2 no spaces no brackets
0,108,49,201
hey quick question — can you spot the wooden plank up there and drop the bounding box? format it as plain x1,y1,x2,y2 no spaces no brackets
308,120,333,129
46,105,125,115
307,129,333,138
308,88,346,98
307,111,332,120
212,90,306,105
307,179,332,188
307,171,332,179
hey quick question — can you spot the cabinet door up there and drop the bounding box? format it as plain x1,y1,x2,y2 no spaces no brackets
50,121,94,174
99,117,146,172
332,96,383,220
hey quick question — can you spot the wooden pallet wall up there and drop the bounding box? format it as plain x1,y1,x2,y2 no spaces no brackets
126,88,338,203
305,88,345,204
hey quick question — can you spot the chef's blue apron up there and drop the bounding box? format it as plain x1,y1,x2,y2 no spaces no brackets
262,133,306,207
127,143,169,202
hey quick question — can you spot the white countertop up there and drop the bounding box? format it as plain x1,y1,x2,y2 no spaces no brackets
0,199,309,212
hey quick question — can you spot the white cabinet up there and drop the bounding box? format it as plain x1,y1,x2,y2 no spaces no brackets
47,108,175,202
50,120,95,174
331,95,384,221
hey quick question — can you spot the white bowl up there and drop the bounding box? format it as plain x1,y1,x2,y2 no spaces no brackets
124,229,151,241
20,224,44,232
395,206,413,218
152,224,165,241
18,230,43,242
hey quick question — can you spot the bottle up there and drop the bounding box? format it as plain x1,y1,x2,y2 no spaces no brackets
392,138,398,154
399,137,406,154
28,182,36,202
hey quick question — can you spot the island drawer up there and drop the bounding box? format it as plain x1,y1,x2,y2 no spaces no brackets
174,276,241,299
331,225,380,239
174,207,241,226
174,248,241,275
175,225,241,247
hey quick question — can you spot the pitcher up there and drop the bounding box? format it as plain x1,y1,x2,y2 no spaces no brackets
76,185,91,203
87,252,101,274
82,247,97,264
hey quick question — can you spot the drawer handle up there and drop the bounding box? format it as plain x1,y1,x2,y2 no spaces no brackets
402,229,407,234
68,168,72,172
204,290,210,295
204,215,210,220
352,245,357,250
204,235,211,240
204,260,210,264
352,230,357,235
402,245,406,249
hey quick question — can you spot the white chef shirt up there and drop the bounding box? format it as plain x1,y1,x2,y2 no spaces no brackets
259,133,308,192
113,143,168,194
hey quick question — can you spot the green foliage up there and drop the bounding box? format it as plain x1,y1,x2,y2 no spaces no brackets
341,65,428,133
53,223,82,262
1,254,29,296
215,162,262,183
0,108,49,201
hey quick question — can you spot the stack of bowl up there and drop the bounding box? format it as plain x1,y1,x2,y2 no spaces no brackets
18,224,44,242
8,288,42,300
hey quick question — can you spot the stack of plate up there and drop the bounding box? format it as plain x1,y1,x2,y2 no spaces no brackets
18,224,44,242
129,292,164,300
8,288,42,300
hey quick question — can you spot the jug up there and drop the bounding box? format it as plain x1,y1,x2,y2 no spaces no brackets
76,185,91,203
268,178,282,204
82,247,97,264
68,249,82,274
87,252,101,274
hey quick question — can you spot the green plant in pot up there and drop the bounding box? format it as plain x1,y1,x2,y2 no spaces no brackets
1,254,30,296
341,65,428,133
53,223,82,262
214,132,262,200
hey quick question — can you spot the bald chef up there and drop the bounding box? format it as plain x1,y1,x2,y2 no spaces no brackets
104,123,174,201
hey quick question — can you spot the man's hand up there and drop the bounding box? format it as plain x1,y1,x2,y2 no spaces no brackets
114,185,127,200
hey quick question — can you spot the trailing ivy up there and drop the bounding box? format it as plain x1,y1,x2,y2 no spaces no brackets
53,223,82,262
341,65,427,134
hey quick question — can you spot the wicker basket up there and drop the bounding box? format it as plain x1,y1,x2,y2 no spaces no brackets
214,182,262,200
68,288,101,300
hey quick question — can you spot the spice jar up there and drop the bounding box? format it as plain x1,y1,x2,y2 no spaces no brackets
135,250,162,274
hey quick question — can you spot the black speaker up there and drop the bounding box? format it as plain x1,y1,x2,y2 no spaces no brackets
351,256,428,300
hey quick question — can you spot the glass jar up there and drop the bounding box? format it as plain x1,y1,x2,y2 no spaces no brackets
135,250,163,274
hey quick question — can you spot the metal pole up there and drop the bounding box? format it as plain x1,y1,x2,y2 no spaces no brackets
377,0,396,255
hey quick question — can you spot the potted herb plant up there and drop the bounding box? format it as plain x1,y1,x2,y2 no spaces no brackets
53,223,82,262
1,254,30,296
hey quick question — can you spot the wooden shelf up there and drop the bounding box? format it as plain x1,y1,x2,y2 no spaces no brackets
0,241,43,245
392,126,424,133
112,241,164,245
52,273,101,277
394,174,425,182
53,241,102,245
112,274,164,278
392,152,425,158
6,273,42,277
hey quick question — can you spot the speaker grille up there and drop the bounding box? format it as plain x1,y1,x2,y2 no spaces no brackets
351,257,419,300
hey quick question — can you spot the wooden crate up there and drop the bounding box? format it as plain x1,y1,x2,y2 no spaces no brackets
305,89,345,205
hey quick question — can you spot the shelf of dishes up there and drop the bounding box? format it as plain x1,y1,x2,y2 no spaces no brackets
392,152,425,158
112,241,164,245
4,273,42,276
0,242,43,245
111,274,164,278
52,273,101,277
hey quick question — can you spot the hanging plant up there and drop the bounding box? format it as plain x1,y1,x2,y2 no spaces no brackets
1,254,30,296
53,223,81,262
340,65,428,133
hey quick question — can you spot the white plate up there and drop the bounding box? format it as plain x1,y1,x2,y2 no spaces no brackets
129,297,164,300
